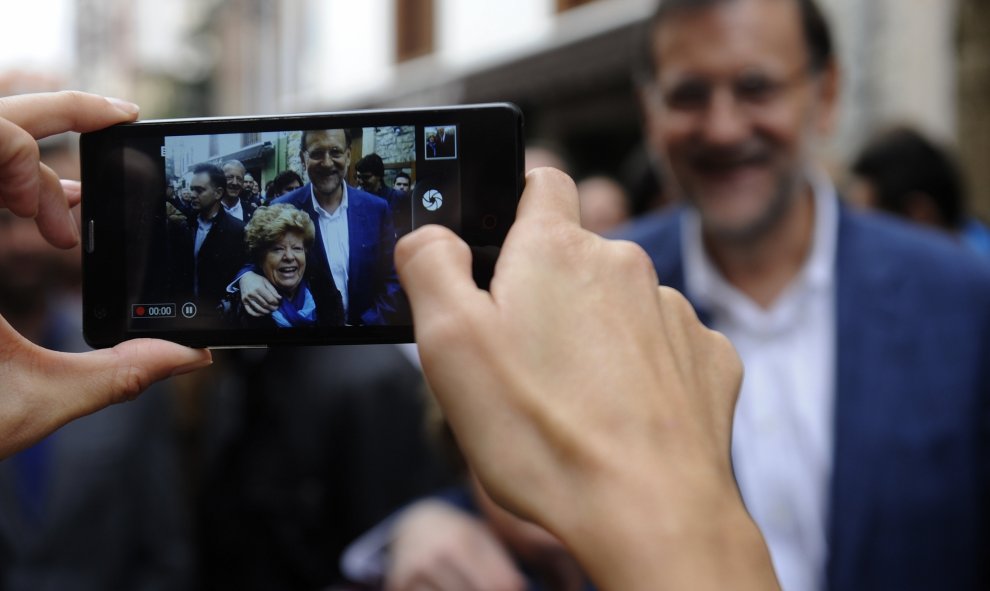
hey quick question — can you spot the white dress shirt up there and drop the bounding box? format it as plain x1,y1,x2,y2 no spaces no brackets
193,215,216,297
194,215,213,258
682,170,839,591
312,185,350,317
222,198,245,221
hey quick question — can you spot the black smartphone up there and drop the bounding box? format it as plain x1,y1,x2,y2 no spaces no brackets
81,103,524,348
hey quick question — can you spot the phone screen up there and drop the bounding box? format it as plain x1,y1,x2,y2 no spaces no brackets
81,104,523,347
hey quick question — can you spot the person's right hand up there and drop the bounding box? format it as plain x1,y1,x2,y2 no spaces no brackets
396,168,778,591
385,500,526,591
239,271,280,316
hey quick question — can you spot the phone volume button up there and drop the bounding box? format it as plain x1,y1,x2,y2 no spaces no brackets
86,220,96,253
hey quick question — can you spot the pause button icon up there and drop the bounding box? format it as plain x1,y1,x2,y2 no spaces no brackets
181,302,198,319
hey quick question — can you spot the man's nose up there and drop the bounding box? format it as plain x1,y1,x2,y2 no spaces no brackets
699,88,750,146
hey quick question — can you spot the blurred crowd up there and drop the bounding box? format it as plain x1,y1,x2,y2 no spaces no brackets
1,0,989,590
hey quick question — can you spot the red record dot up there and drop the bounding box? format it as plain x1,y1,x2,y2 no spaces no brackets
135,306,146,316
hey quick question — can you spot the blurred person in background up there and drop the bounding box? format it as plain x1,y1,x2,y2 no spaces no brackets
0,210,194,590
196,344,456,590
375,0,990,589
342,389,594,591
848,125,990,260
575,175,631,235
619,143,671,215
524,142,571,174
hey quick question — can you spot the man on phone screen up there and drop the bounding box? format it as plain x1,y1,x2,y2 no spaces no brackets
238,129,401,326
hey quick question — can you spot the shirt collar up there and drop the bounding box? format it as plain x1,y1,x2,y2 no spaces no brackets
223,198,243,216
311,183,349,218
682,167,839,312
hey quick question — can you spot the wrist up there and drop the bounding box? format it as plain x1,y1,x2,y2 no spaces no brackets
554,467,778,591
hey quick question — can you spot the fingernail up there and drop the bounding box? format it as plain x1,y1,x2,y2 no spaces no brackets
106,97,140,117
170,355,213,377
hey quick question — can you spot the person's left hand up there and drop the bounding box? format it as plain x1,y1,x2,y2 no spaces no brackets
0,91,213,458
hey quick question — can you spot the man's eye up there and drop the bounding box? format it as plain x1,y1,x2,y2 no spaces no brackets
735,76,777,103
665,83,709,109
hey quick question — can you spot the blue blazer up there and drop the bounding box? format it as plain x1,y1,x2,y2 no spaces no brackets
618,203,990,590
274,184,401,326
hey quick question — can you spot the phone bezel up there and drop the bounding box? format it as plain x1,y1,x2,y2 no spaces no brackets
81,103,524,348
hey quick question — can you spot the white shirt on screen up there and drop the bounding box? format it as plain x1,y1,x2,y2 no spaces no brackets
311,185,350,317
223,198,245,221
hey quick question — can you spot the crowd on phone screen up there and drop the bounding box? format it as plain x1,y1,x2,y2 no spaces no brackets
162,135,411,329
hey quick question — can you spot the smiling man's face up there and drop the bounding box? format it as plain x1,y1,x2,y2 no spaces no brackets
303,130,350,200
645,0,837,242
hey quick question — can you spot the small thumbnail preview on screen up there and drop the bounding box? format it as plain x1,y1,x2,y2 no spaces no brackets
423,125,457,160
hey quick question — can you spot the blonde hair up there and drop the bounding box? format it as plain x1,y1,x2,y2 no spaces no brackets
244,204,316,262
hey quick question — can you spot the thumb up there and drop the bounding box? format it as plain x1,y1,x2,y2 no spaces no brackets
395,224,489,327
0,330,210,458
67,339,213,408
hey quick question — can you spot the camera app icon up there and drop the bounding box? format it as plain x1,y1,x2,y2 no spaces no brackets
422,189,443,212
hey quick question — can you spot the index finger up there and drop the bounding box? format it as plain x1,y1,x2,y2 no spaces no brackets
0,91,139,139
515,167,581,226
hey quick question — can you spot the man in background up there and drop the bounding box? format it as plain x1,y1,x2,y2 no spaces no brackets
576,174,631,235
243,172,263,207
220,159,258,222
393,171,412,194
849,125,990,259
170,163,246,314
356,152,410,235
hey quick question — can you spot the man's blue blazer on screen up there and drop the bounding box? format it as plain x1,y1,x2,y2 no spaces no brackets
275,183,401,326
618,202,990,591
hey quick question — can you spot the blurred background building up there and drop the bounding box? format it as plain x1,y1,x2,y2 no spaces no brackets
1,0,988,215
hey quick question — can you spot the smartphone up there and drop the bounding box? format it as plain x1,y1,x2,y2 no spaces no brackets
81,103,524,348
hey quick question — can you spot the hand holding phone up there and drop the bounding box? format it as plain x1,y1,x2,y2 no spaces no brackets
0,91,213,459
